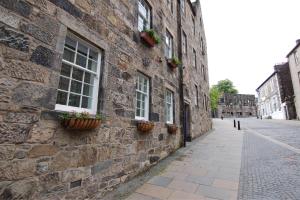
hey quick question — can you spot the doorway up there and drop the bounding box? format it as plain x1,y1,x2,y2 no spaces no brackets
184,103,191,142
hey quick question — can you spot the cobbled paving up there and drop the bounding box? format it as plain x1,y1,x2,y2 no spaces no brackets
238,131,300,200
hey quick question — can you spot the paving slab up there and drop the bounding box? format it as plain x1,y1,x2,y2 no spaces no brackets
124,119,243,200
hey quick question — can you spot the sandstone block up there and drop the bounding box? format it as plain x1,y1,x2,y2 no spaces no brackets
51,151,77,171
28,145,58,158
0,179,37,200
0,145,15,160
48,0,83,18
0,123,31,144
0,0,32,18
62,168,90,183
0,25,29,52
28,123,55,143
0,160,35,181
91,160,113,175
4,112,39,124
30,46,56,68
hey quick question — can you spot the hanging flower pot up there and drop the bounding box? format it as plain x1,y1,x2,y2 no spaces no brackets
167,124,178,134
140,29,161,48
167,56,181,70
137,120,154,133
59,112,103,130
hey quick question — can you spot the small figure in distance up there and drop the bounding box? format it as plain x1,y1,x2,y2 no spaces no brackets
221,115,224,120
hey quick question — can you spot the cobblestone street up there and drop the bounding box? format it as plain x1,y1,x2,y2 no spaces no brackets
123,119,300,200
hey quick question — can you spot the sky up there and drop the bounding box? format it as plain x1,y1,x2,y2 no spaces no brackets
197,0,300,95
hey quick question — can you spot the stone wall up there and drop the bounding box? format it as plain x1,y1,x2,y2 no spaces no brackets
0,0,211,199
218,94,257,118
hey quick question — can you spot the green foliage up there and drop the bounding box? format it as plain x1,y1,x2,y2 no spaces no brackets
209,85,220,111
216,79,238,94
172,56,181,65
59,111,104,120
144,29,161,44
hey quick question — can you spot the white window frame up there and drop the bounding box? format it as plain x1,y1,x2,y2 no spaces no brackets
138,0,151,32
135,73,150,121
165,89,174,124
165,30,173,59
55,32,101,115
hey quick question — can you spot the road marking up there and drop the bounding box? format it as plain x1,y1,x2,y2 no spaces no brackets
246,128,300,154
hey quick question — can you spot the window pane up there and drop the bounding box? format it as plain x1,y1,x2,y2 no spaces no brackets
57,91,68,105
88,59,97,72
83,84,93,96
138,16,144,32
58,77,70,91
61,63,71,77
65,37,76,50
72,68,84,81
70,80,82,94
89,49,98,60
136,108,141,117
77,43,88,56
63,48,75,63
76,54,87,68
84,73,94,84
68,94,80,107
138,1,147,18
82,96,92,109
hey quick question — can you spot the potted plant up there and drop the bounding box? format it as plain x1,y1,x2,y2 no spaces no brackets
166,124,177,134
167,56,181,70
136,120,154,133
140,29,161,47
59,111,103,130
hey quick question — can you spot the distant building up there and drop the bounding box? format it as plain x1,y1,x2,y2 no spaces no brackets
256,63,296,119
217,93,257,118
287,40,300,120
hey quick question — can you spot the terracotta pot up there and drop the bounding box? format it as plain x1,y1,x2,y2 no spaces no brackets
167,59,178,70
61,118,101,130
137,121,154,133
167,124,177,134
140,31,156,47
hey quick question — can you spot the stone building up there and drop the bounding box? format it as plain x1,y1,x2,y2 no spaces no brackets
256,63,296,120
287,40,300,120
0,0,211,199
216,93,257,118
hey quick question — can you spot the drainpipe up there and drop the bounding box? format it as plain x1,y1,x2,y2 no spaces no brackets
177,0,186,147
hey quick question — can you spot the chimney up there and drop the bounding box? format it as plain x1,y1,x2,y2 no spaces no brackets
296,39,300,44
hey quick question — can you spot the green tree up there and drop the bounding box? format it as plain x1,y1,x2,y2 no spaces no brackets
209,85,220,112
216,79,238,94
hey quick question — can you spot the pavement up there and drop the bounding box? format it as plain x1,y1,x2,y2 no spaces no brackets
123,118,300,200
125,119,243,200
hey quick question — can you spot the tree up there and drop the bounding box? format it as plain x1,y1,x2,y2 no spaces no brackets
210,85,220,112
216,79,238,94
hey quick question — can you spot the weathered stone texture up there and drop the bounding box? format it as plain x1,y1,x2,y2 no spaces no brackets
0,0,211,199
0,25,29,52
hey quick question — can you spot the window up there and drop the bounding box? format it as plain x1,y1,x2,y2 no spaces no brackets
165,30,173,59
180,0,185,15
55,33,101,114
165,89,174,124
167,0,173,12
182,31,187,55
201,64,206,81
195,85,199,106
294,51,299,65
135,73,150,120
193,49,197,68
201,37,205,55
192,17,195,35
138,0,151,32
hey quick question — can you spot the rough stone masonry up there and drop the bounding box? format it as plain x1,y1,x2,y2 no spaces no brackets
0,0,211,199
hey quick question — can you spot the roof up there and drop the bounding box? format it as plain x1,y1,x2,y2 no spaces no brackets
286,41,300,57
256,71,277,91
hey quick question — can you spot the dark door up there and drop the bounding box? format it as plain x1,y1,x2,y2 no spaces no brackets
184,103,191,142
